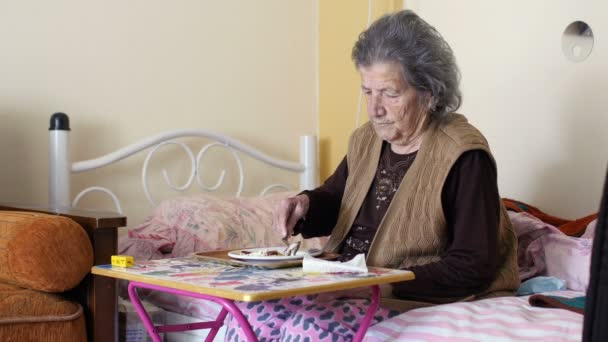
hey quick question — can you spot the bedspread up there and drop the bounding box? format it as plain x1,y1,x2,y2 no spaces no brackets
364,290,583,342
119,191,326,260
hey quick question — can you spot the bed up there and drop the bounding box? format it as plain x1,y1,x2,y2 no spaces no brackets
47,112,606,342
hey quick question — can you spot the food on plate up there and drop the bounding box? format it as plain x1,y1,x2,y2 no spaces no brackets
239,248,283,257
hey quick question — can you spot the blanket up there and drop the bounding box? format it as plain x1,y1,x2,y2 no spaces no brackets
364,290,583,342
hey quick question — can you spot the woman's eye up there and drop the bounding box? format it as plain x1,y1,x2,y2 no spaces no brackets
384,92,399,98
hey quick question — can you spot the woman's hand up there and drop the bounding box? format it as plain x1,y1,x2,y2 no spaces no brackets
273,194,310,239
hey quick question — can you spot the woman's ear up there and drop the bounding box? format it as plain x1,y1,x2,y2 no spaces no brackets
427,95,437,112
421,93,436,112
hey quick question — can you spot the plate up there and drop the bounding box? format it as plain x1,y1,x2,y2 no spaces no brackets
228,247,323,261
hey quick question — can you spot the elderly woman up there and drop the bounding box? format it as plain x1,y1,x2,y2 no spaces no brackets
225,10,518,342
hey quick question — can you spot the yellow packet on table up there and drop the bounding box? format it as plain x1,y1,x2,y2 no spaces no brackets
111,255,134,268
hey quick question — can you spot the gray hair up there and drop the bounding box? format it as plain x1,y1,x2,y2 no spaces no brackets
352,10,461,121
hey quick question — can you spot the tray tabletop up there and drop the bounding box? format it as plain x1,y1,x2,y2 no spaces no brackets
92,256,414,301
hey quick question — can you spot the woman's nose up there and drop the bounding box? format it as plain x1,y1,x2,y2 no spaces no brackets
370,94,386,116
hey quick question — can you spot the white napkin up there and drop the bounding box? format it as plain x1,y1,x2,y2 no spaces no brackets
302,253,368,273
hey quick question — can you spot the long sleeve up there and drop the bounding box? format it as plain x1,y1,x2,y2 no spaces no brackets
295,156,349,238
392,150,500,300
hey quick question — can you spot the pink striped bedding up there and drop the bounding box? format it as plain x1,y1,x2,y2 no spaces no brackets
364,290,583,342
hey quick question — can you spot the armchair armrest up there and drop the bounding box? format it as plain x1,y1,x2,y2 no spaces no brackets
0,204,126,342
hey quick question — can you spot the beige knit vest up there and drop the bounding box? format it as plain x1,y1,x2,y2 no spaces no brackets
325,114,519,303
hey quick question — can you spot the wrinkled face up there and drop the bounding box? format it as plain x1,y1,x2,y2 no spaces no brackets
359,62,426,149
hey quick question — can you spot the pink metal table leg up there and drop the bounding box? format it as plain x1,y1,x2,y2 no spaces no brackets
127,281,379,342
127,281,259,342
352,285,380,342
204,308,228,342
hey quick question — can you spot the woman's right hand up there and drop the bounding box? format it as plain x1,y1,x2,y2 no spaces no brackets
273,194,310,239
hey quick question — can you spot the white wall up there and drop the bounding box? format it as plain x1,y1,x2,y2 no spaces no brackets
0,0,318,227
409,0,608,218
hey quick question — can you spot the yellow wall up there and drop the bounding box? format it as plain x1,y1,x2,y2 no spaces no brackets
319,0,403,179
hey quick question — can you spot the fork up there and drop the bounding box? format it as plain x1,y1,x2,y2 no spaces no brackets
282,236,301,256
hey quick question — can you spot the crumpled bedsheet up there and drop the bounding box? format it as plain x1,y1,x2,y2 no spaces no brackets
511,211,595,291
118,191,326,260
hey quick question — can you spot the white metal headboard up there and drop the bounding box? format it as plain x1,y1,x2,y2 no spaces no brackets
48,113,318,214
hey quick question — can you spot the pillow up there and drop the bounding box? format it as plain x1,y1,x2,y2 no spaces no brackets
124,192,326,259
509,211,594,291
509,211,560,280
0,211,93,292
543,221,595,291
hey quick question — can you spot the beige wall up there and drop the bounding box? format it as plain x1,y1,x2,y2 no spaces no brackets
409,0,608,218
0,1,318,226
